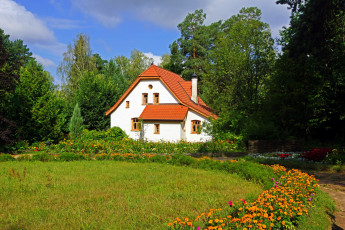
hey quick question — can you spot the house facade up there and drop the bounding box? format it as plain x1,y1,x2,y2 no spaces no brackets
105,65,217,142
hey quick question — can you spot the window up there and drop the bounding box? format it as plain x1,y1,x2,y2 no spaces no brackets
191,120,201,134
153,93,159,104
131,118,140,131
154,124,160,134
142,93,148,105
126,101,130,108
148,84,153,89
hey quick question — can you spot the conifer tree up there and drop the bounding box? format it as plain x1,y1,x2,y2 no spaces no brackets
69,103,83,139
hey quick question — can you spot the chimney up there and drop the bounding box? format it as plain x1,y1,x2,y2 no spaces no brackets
191,73,198,104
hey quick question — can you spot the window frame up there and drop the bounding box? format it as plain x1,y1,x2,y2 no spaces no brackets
131,118,140,131
142,93,148,105
154,124,160,134
153,93,159,104
191,120,201,134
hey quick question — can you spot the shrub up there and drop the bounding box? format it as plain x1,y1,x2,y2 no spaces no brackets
32,153,53,162
325,149,345,165
303,147,332,161
57,153,86,161
81,127,127,141
69,103,84,139
0,154,14,162
106,127,127,140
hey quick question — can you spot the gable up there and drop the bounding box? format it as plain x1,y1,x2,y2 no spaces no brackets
106,65,217,119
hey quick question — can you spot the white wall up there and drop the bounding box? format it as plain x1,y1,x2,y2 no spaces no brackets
185,110,212,142
142,122,182,142
110,79,179,140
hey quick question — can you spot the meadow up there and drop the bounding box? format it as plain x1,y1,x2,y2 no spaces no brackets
0,161,262,229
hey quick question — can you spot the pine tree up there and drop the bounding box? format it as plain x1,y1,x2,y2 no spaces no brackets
69,103,84,139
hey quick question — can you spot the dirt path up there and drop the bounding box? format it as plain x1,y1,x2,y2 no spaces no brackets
307,171,345,230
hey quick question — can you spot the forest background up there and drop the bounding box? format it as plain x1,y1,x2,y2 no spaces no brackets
1,0,344,151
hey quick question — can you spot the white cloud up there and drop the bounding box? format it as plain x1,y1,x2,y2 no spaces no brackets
72,0,291,38
143,52,162,66
0,0,66,54
45,17,84,29
32,54,56,68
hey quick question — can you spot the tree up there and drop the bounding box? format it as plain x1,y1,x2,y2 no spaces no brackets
0,29,32,147
113,49,153,84
203,7,275,138
166,10,221,81
75,71,124,130
10,60,59,142
269,0,345,140
69,103,84,139
58,33,96,96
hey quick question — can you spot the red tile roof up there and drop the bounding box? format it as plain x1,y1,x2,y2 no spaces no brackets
106,65,217,119
139,105,188,121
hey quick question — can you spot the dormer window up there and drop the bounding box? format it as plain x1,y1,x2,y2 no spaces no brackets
153,93,159,104
142,93,148,105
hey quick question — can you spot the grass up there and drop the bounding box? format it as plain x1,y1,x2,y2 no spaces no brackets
297,190,336,230
0,161,263,229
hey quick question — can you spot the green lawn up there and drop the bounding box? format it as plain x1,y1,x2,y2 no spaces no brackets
0,161,263,229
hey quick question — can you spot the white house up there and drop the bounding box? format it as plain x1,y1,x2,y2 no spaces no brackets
105,65,217,142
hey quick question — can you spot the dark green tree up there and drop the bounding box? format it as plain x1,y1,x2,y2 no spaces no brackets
269,0,345,140
203,7,275,139
0,29,32,147
10,60,60,142
75,70,124,131
69,103,84,139
166,10,221,80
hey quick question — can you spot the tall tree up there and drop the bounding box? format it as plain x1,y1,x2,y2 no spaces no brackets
11,60,62,142
113,49,153,84
269,0,345,140
0,29,32,147
58,33,96,95
203,7,275,137
166,10,221,80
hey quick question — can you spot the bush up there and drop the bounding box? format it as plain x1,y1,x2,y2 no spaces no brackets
32,153,54,162
106,127,127,140
57,153,86,161
0,154,14,162
81,127,127,141
325,149,345,165
303,148,332,161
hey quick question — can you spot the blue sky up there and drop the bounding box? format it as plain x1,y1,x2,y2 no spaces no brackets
0,0,291,85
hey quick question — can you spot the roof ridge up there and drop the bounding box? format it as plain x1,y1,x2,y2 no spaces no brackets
153,65,185,81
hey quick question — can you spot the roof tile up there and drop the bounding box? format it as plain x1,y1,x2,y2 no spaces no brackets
139,105,188,121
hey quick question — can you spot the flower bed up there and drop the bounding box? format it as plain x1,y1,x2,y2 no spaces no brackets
48,138,241,154
168,165,318,229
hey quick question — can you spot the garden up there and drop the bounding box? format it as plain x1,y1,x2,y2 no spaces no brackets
0,130,341,229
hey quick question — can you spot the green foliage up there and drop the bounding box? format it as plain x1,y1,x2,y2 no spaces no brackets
166,10,221,81
0,29,32,147
32,152,54,162
9,60,62,143
0,154,14,162
68,103,84,139
57,153,86,161
202,7,275,140
58,33,96,95
75,72,120,130
81,127,127,141
268,0,345,140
